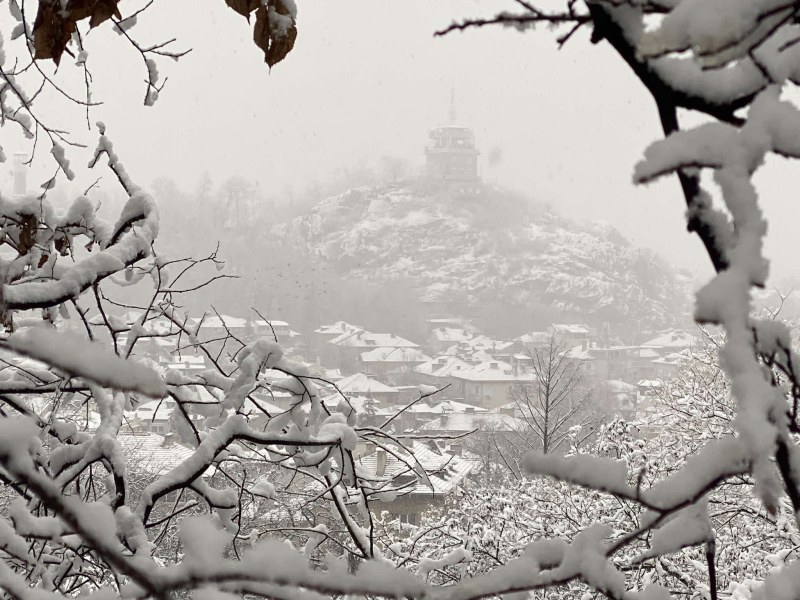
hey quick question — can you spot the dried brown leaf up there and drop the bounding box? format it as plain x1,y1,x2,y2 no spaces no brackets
225,0,261,19
33,0,123,64
32,1,76,64
18,214,38,256
253,1,297,68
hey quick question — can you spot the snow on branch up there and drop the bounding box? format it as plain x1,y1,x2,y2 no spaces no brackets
5,328,166,397
632,498,714,564
523,452,638,499
637,0,796,67
2,189,159,310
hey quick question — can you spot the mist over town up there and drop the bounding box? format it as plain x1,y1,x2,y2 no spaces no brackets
1,2,800,600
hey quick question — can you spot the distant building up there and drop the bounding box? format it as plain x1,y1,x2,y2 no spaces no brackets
327,329,419,371
335,372,400,406
550,323,591,346
358,346,430,381
425,90,481,194
641,330,699,356
451,360,536,408
426,125,479,182
312,321,363,359
355,441,474,525
413,355,472,397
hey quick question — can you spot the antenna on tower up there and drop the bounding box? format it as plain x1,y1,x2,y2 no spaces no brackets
449,87,456,124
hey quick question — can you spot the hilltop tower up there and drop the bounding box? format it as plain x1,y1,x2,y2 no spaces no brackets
425,90,480,187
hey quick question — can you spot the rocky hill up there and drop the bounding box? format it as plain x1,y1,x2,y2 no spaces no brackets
274,182,693,329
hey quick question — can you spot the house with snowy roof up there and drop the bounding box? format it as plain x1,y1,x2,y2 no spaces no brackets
391,399,488,432
359,346,430,381
320,394,393,429
311,321,363,350
418,409,525,438
424,317,467,333
650,351,688,376
511,331,552,354
641,330,699,356
594,379,640,418
582,344,641,381
441,335,514,365
450,360,536,408
550,323,591,346
428,327,473,353
252,319,301,347
127,397,205,435
237,396,286,430
311,321,363,360
335,372,400,405
632,347,661,380
356,441,475,525
413,355,472,397
327,329,420,371
159,354,206,371
189,314,297,347
117,432,198,477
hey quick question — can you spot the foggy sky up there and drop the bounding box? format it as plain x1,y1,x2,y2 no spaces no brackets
5,0,800,285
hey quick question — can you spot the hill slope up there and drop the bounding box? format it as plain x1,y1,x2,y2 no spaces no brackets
275,183,692,328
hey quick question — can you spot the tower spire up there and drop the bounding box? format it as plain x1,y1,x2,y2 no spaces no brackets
449,87,456,124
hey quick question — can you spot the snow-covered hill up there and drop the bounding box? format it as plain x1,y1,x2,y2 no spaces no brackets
275,183,692,328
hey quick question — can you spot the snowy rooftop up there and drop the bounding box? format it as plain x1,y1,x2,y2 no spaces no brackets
360,346,430,364
642,330,698,349
419,411,525,433
320,394,393,416
337,372,399,395
355,441,474,498
194,314,248,329
450,360,536,382
189,314,289,330
117,433,198,477
551,323,590,335
565,345,594,361
651,351,688,366
328,330,419,349
314,321,363,335
399,400,488,415
515,331,551,344
601,379,638,393
431,327,473,344
129,398,175,422
414,355,472,378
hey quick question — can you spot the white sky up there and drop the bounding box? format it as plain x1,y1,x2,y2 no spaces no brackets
5,0,800,284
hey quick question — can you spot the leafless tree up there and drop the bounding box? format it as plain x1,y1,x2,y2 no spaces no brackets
509,336,593,455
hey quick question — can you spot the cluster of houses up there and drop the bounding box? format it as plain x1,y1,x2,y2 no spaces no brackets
7,308,702,526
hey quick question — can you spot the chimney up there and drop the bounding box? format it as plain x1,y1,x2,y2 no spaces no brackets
13,153,27,196
162,432,177,447
376,449,386,477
